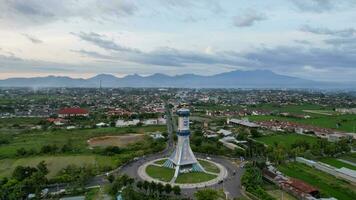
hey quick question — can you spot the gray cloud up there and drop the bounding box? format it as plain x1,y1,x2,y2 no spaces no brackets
300,25,356,37
290,0,356,13
233,11,266,27
71,32,139,52
72,31,356,73
290,0,334,12
0,0,137,26
21,33,43,44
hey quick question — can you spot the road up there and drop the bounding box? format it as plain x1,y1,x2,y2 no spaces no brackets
48,102,244,199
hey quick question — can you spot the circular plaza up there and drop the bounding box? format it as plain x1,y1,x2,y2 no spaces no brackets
138,158,228,188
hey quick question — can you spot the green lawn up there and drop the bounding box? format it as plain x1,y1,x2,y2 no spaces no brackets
175,172,216,184
279,162,356,200
249,114,356,133
255,133,319,148
318,157,356,170
198,159,220,173
0,125,166,158
146,165,174,182
0,155,117,178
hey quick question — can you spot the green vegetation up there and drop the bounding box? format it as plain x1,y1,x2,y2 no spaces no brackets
255,133,318,148
340,153,356,163
249,114,356,133
0,125,166,158
279,162,356,200
241,163,275,200
175,172,216,184
194,189,225,200
318,157,356,170
146,165,174,182
0,155,116,178
198,159,220,173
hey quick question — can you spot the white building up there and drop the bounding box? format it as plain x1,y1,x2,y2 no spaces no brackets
217,129,232,136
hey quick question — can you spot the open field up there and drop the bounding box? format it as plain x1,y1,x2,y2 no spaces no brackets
255,133,319,148
87,134,145,148
278,162,356,200
318,157,356,170
0,155,117,178
198,159,220,173
146,165,174,182
249,114,356,133
0,125,166,158
175,172,216,184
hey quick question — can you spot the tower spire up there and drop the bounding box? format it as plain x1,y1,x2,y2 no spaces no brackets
163,108,205,178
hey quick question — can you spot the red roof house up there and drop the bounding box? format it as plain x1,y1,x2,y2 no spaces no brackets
58,108,89,118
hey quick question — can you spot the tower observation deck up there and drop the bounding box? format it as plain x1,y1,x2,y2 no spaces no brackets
163,108,205,178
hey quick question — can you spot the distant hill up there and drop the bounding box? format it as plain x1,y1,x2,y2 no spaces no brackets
0,70,353,89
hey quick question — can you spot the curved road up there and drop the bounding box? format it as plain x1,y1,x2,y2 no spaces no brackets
48,102,244,199
117,103,244,199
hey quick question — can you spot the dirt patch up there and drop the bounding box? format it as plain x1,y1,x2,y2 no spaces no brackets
87,134,145,147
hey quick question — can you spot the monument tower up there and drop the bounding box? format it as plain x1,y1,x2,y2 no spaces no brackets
163,108,204,178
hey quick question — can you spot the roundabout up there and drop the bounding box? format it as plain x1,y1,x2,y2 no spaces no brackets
138,158,228,188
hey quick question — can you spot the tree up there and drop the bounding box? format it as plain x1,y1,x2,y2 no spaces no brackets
194,189,220,200
136,181,143,190
107,174,115,183
172,185,181,195
164,183,172,194
37,161,49,176
156,183,164,195
142,181,149,193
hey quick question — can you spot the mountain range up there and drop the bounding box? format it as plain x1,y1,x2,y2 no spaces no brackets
0,70,353,89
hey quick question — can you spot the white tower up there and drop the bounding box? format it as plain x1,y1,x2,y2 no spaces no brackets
163,108,204,178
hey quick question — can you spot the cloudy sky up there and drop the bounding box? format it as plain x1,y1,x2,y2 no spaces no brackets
0,0,356,81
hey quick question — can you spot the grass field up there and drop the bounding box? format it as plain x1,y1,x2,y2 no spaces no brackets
0,125,166,158
249,114,356,133
146,165,174,182
318,157,356,170
0,155,117,178
175,172,216,184
279,162,356,200
198,159,220,173
255,133,319,148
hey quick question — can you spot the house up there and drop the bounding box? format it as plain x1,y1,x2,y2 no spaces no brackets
115,119,140,127
58,108,89,118
150,132,165,139
217,129,232,136
96,122,108,127
143,119,158,125
327,133,345,142
204,130,218,138
47,118,67,125
228,118,260,128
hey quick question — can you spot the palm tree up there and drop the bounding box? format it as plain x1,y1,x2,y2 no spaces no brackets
172,185,181,195
164,183,172,195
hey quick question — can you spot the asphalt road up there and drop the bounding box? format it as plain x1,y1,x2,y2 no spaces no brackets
48,102,244,199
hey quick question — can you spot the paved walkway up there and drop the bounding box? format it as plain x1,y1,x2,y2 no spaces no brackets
138,158,228,189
